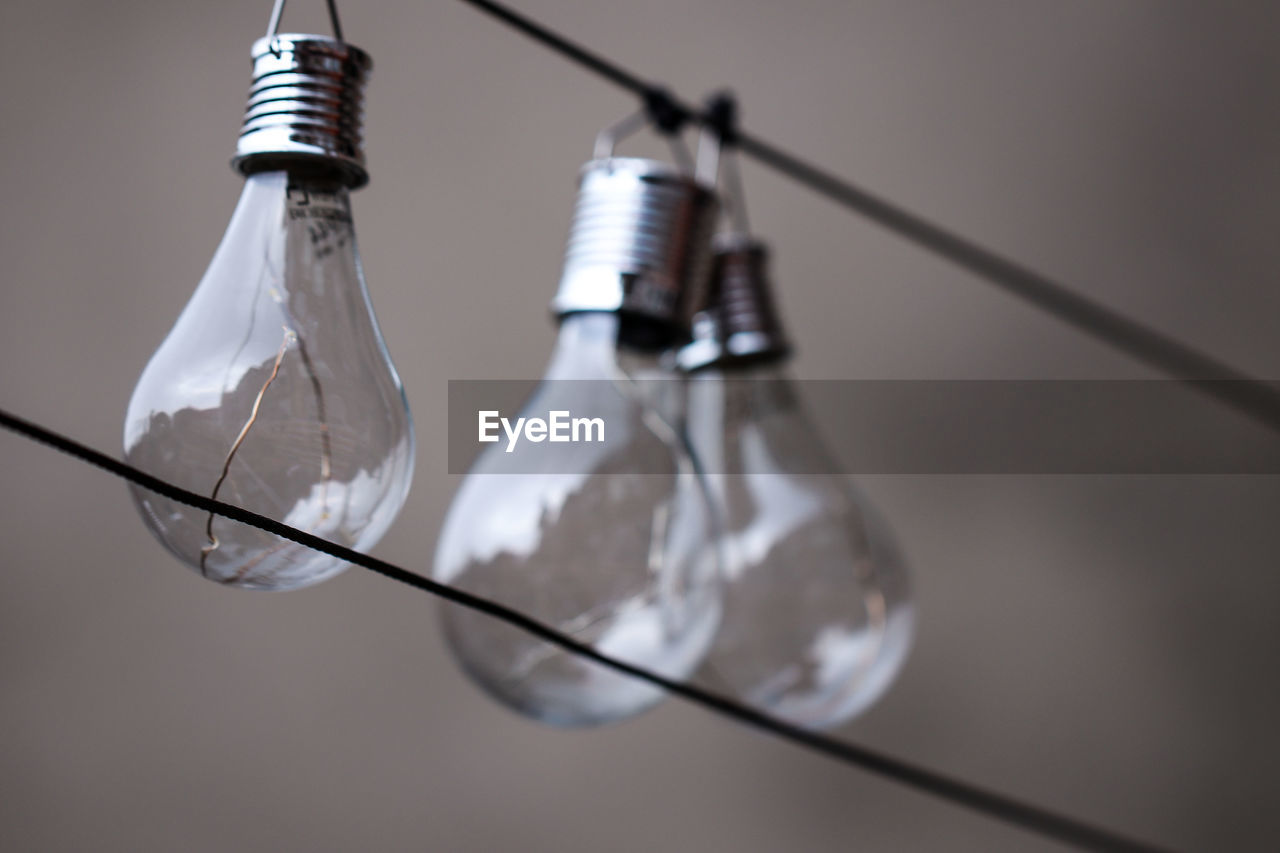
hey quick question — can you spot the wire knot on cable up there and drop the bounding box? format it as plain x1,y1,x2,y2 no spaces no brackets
704,91,738,147
643,86,690,135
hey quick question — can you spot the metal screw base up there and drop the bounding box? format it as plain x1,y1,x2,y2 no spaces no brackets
552,158,719,332
678,234,792,371
232,34,372,188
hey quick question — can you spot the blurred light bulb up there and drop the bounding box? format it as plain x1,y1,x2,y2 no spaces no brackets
681,236,914,729
124,34,414,591
434,158,723,726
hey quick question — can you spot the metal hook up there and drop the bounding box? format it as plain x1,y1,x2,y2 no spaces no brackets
264,0,345,41
592,108,697,176
666,135,695,175
593,108,649,160
719,146,751,235
698,93,750,232
693,119,722,190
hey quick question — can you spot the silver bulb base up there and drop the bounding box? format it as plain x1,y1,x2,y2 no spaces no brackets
678,234,792,371
232,34,372,188
552,158,719,331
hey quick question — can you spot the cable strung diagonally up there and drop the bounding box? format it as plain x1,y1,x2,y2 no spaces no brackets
457,0,1280,435
0,406,1172,853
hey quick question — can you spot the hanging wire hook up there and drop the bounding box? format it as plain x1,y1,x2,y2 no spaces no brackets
591,105,696,174
692,96,735,191
667,134,696,174
264,0,346,41
703,92,750,233
720,146,751,235
265,0,287,39
324,0,345,41
593,108,649,160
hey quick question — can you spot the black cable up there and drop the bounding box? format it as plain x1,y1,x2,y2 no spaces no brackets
0,406,1172,853
460,0,655,97
457,0,1280,436
731,132,1280,428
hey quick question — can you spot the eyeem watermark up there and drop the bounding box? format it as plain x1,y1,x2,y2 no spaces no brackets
479,410,605,453
451,380,1280,473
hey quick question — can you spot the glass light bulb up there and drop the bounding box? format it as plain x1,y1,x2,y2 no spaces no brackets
688,365,914,729
124,170,415,590
433,313,721,727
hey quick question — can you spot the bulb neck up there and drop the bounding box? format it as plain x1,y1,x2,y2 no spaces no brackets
689,359,799,411
557,311,681,354
552,313,676,367
552,158,719,340
678,235,792,373
225,172,363,301
232,34,372,189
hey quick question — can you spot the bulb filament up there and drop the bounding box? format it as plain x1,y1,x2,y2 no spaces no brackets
199,326,296,577
196,322,339,585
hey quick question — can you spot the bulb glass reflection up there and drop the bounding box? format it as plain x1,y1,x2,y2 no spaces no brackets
689,365,914,729
124,171,414,590
434,313,721,727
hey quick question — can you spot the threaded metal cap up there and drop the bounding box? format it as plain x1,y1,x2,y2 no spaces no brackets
678,234,792,371
232,34,372,188
552,158,719,330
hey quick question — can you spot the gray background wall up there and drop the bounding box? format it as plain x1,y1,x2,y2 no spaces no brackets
1,1,1277,850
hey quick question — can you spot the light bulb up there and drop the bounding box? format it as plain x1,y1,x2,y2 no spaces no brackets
433,158,723,727
681,237,914,729
124,34,414,591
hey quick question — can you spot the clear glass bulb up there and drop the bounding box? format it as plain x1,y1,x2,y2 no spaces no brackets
433,313,721,727
124,170,415,591
688,364,914,729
